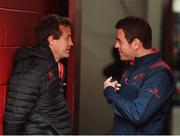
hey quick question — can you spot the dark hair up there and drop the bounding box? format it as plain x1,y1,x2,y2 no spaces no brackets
115,16,152,49
35,14,72,46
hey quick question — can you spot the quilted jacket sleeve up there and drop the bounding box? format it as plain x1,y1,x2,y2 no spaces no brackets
3,71,40,134
104,69,174,124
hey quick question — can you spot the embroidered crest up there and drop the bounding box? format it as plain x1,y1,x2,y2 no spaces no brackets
133,73,144,81
48,71,54,79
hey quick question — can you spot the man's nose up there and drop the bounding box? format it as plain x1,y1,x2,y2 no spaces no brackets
69,38,74,46
115,42,119,48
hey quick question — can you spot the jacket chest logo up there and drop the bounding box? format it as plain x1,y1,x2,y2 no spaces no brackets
123,72,145,85
48,71,54,79
133,73,144,81
132,72,145,85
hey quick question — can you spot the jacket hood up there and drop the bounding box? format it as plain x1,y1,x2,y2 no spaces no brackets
13,45,55,65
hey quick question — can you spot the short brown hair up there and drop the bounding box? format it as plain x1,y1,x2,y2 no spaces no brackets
115,16,152,49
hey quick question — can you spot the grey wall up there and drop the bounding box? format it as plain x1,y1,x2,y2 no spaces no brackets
76,0,165,134
147,0,164,49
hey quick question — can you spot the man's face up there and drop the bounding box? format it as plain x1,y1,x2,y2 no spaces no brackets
50,25,73,62
114,29,135,61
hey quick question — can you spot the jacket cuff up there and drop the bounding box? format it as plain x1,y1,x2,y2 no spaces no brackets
103,86,117,104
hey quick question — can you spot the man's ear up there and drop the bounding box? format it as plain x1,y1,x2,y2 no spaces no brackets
48,35,54,47
132,38,141,50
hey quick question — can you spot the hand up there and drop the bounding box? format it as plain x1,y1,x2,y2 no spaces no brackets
104,76,121,91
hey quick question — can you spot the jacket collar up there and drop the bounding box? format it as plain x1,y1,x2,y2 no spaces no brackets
131,49,161,66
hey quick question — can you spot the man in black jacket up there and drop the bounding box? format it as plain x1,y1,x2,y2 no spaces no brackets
3,14,73,135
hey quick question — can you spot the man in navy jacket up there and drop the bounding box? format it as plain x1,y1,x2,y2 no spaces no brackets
103,16,174,134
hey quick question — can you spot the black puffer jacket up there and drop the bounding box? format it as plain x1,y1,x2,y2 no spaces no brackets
3,45,72,135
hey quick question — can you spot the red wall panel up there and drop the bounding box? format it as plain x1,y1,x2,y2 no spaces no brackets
0,85,7,135
0,86,7,123
0,0,45,12
5,11,42,46
0,10,6,46
0,47,16,85
0,10,43,47
0,124,2,135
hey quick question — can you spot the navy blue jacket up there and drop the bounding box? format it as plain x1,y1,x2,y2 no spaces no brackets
104,52,174,134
